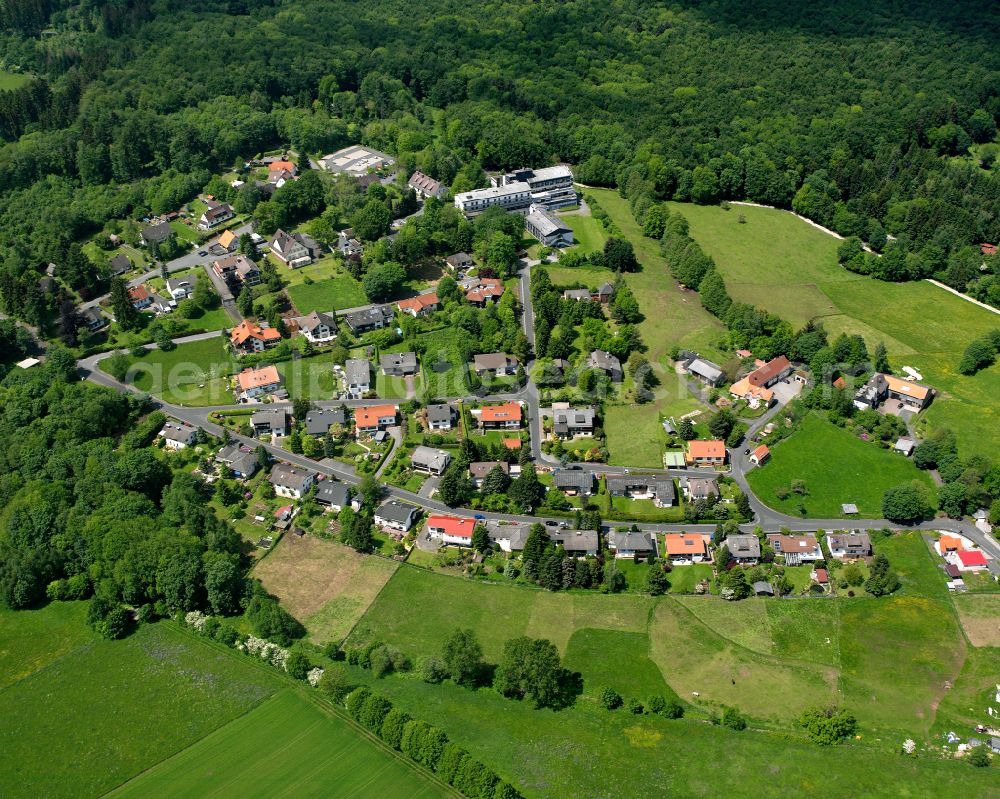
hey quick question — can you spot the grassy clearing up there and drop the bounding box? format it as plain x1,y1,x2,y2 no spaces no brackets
0,70,32,90
563,628,674,702
255,534,399,645
0,616,278,799
559,211,607,254
930,646,1000,736
287,275,367,314
420,327,470,398
101,335,237,405
674,596,774,655
274,352,338,400
109,690,451,799
765,600,841,667
951,594,1000,647
746,412,935,518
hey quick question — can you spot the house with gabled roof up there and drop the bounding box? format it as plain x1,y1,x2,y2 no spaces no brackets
374,499,420,533
251,408,288,437
473,352,517,376
724,534,760,564
663,533,710,564
298,311,337,343
411,446,451,476
425,403,455,431
767,533,823,566
444,252,474,272
268,464,314,499
355,404,398,435
236,366,282,401
397,293,439,317
269,228,314,268
198,202,234,230
427,514,476,546
407,170,447,199
230,320,281,354
587,350,622,382
551,469,595,496
686,440,726,466
608,531,657,560
474,402,522,430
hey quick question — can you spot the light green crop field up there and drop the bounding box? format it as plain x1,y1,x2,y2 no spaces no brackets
667,200,1000,457
109,690,452,799
746,412,936,518
100,335,237,405
287,275,367,314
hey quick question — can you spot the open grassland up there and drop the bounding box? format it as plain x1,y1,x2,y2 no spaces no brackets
951,594,1000,647
101,335,237,405
0,602,92,691
668,200,1000,458
0,612,278,799
563,628,674,701
255,534,398,645
559,211,607,254
746,412,936,518
109,690,452,799
0,70,32,90
930,646,1000,736
274,352,338,400
287,275,367,314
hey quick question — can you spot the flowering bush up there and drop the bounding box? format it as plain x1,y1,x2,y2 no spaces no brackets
184,610,208,631
307,667,324,688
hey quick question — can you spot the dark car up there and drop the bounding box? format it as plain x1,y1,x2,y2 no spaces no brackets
198,250,208,256
545,520,558,527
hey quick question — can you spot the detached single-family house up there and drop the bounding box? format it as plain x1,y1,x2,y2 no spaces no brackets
268,160,297,182
236,365,282,401
344,359,371,395
251,407,288,437
587,350,622,382
79,306,108,332
374,500,421,533
724,534,761,565
475,402,522,430
551,469,595,496
948,549,989,572
109,253,131,275
662,533,710,565
427,514,476,546
563,288,593,302
140,221,173,247
767,533,823,566
198,202,234,230
826,531,873,561
128,284,153,310
728,378,774,408
445,252,474,272
684,357,724,387
549,529,599,558
607,476,676,507
744,355,792,389
165,277,193,300
230,320,281,354
473,352,517,376
935,534,967,557
380,352,418,377
336,230,363,261
299,311,337,343
158,422,197,450
216,229,239,253
343,305,394,334
608,531,658,560
749,444,770,466
215,443,259,478
303,407,347,437
469,461,509,488
465,278,505,306
268,464,314,499
315,481,353,512
686,440,726,467
408,171,447,200
397,293,439,317
411,446,451,476
685,477,719,501
269,229,314,268
425,403,455,431
551,406,595,439
854,373,933,412
486,522,530,553
354,404,398,435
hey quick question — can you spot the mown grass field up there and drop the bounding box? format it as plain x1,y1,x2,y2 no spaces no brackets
951,593,1000,647
274,352,338,400
559,211,607,254
746,412,936,518
109,690,452,799
287,275,367,314
101,335,237,405
667,200,1000,458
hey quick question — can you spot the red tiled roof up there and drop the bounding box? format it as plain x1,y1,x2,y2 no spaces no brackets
957,550,987,567
236,366,280,391
752,444,770,461
269,160,296,173
480,403,522,423
814,568,829,583
687,440,726,460
355,404,398,428
397,293,439,313
427,514,475,539
663,534,708,556
128,284,150,302
230,320,280,346
981,243,997,256
747,355,791,387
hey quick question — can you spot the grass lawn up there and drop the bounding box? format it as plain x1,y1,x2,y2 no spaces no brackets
666,199,1000,458
665,563,714,594
542,262,614,290
603,404,667,468
0,70,32,90
274,352,338,400
169,219,202,244
254,534,399,645
559,211,608,254
109,689,451,799
951,593,1000,647
0,611,278,799
101,335,237,405
287,275,367,314
746,412,935,518
0,602,92,691
562,628,674,701
420,327,471,398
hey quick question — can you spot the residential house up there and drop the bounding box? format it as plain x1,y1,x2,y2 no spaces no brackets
140,222,173,247
109,253,131,276
854,372,933,412
336,230,363,261
524,203,574,247
685,477,719,501
475,402,522,430
427,514,477,546
268,160,297,181
444,252,474,272
662,533,710,565
473,352,517,376
826,531,873,560
303,407,347,437
397,293,439,317
268,464,314,499
563,288,593,302
165,277,193,300
608,531,658,560
355,404,398,435
343,305,394,334
230,320,281,354
728,377,774,408
198,202,234,230
158,422,198,450
551,406,595,439
128,284,153,310
686,440,727,466
344,359,371,396
315,482,353,511
749,444,770,466
411,446,451,476
469,461,508,488
374,500,420,533
587,350,622,382
251,407,288,437
216,229,239,253
407,171,447,200
551,469,595,496
299,311,337,343
767,533,823,565
724,534,760,564
465,278,505,306
683,357,724,387
606,476,676,507
425,403,455,431
549,529,599,557
236,365,282,401
744,355,792,389
948,549,988,572
213,254,259,286
485,522,530,553
79,307,108,332
269,229,314,268
380,352,418,376
595,282,614,303
215,443,259,478
935,534,968,557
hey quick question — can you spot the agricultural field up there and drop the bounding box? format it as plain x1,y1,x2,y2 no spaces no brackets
287,275,367,314
666,200,1000,458
746,412,936,518
109,691,453,799
951,594,1000,647
100,335,237,405
255,534,399,645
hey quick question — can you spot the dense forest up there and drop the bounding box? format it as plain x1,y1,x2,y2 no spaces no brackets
1,0,999,322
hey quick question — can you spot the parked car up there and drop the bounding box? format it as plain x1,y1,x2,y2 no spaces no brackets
474,513,486,521
545,520,558,527
198,250,208,256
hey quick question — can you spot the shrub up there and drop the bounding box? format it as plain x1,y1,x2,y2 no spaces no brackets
420,656,448,684
798,706,857,745
721,706,747,731
967,745,991,768
346,686,371,719
319,665,351,703
627,698,644,714
285,651,311,679
601,687,623,709
661,699,685,719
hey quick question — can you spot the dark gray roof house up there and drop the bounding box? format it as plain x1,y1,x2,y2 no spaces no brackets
588,350,622,382
141,221,173,244
410,446,451,475
725,534,761,562
552,470,595,495
215,443,259,478
426,403,455,428
827,531,873,560
304,407,347,437
109,253,131,275
469,461,508,484
608,531,658,557
374,499,421,531
549,528,599,556
315,481,351,508
344,305,394,333
380,352,418,376
552,407,595,437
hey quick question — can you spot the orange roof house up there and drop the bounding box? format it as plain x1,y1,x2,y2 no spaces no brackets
236,365,281,395
354,404,398,432
686,439,726,465
397,293,439,316
936,535,964,555
833,376,846,389
230,320,280,352
477,402,522,428
750,444,770,465
981,243,997,256
883,374,931,404
662,533,710,562
218,229,238,250
747,355,792,388
268,160,297,174
729,377,774,406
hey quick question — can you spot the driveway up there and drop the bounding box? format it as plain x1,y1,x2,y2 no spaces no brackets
770,379,802,405
419,476,439,499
